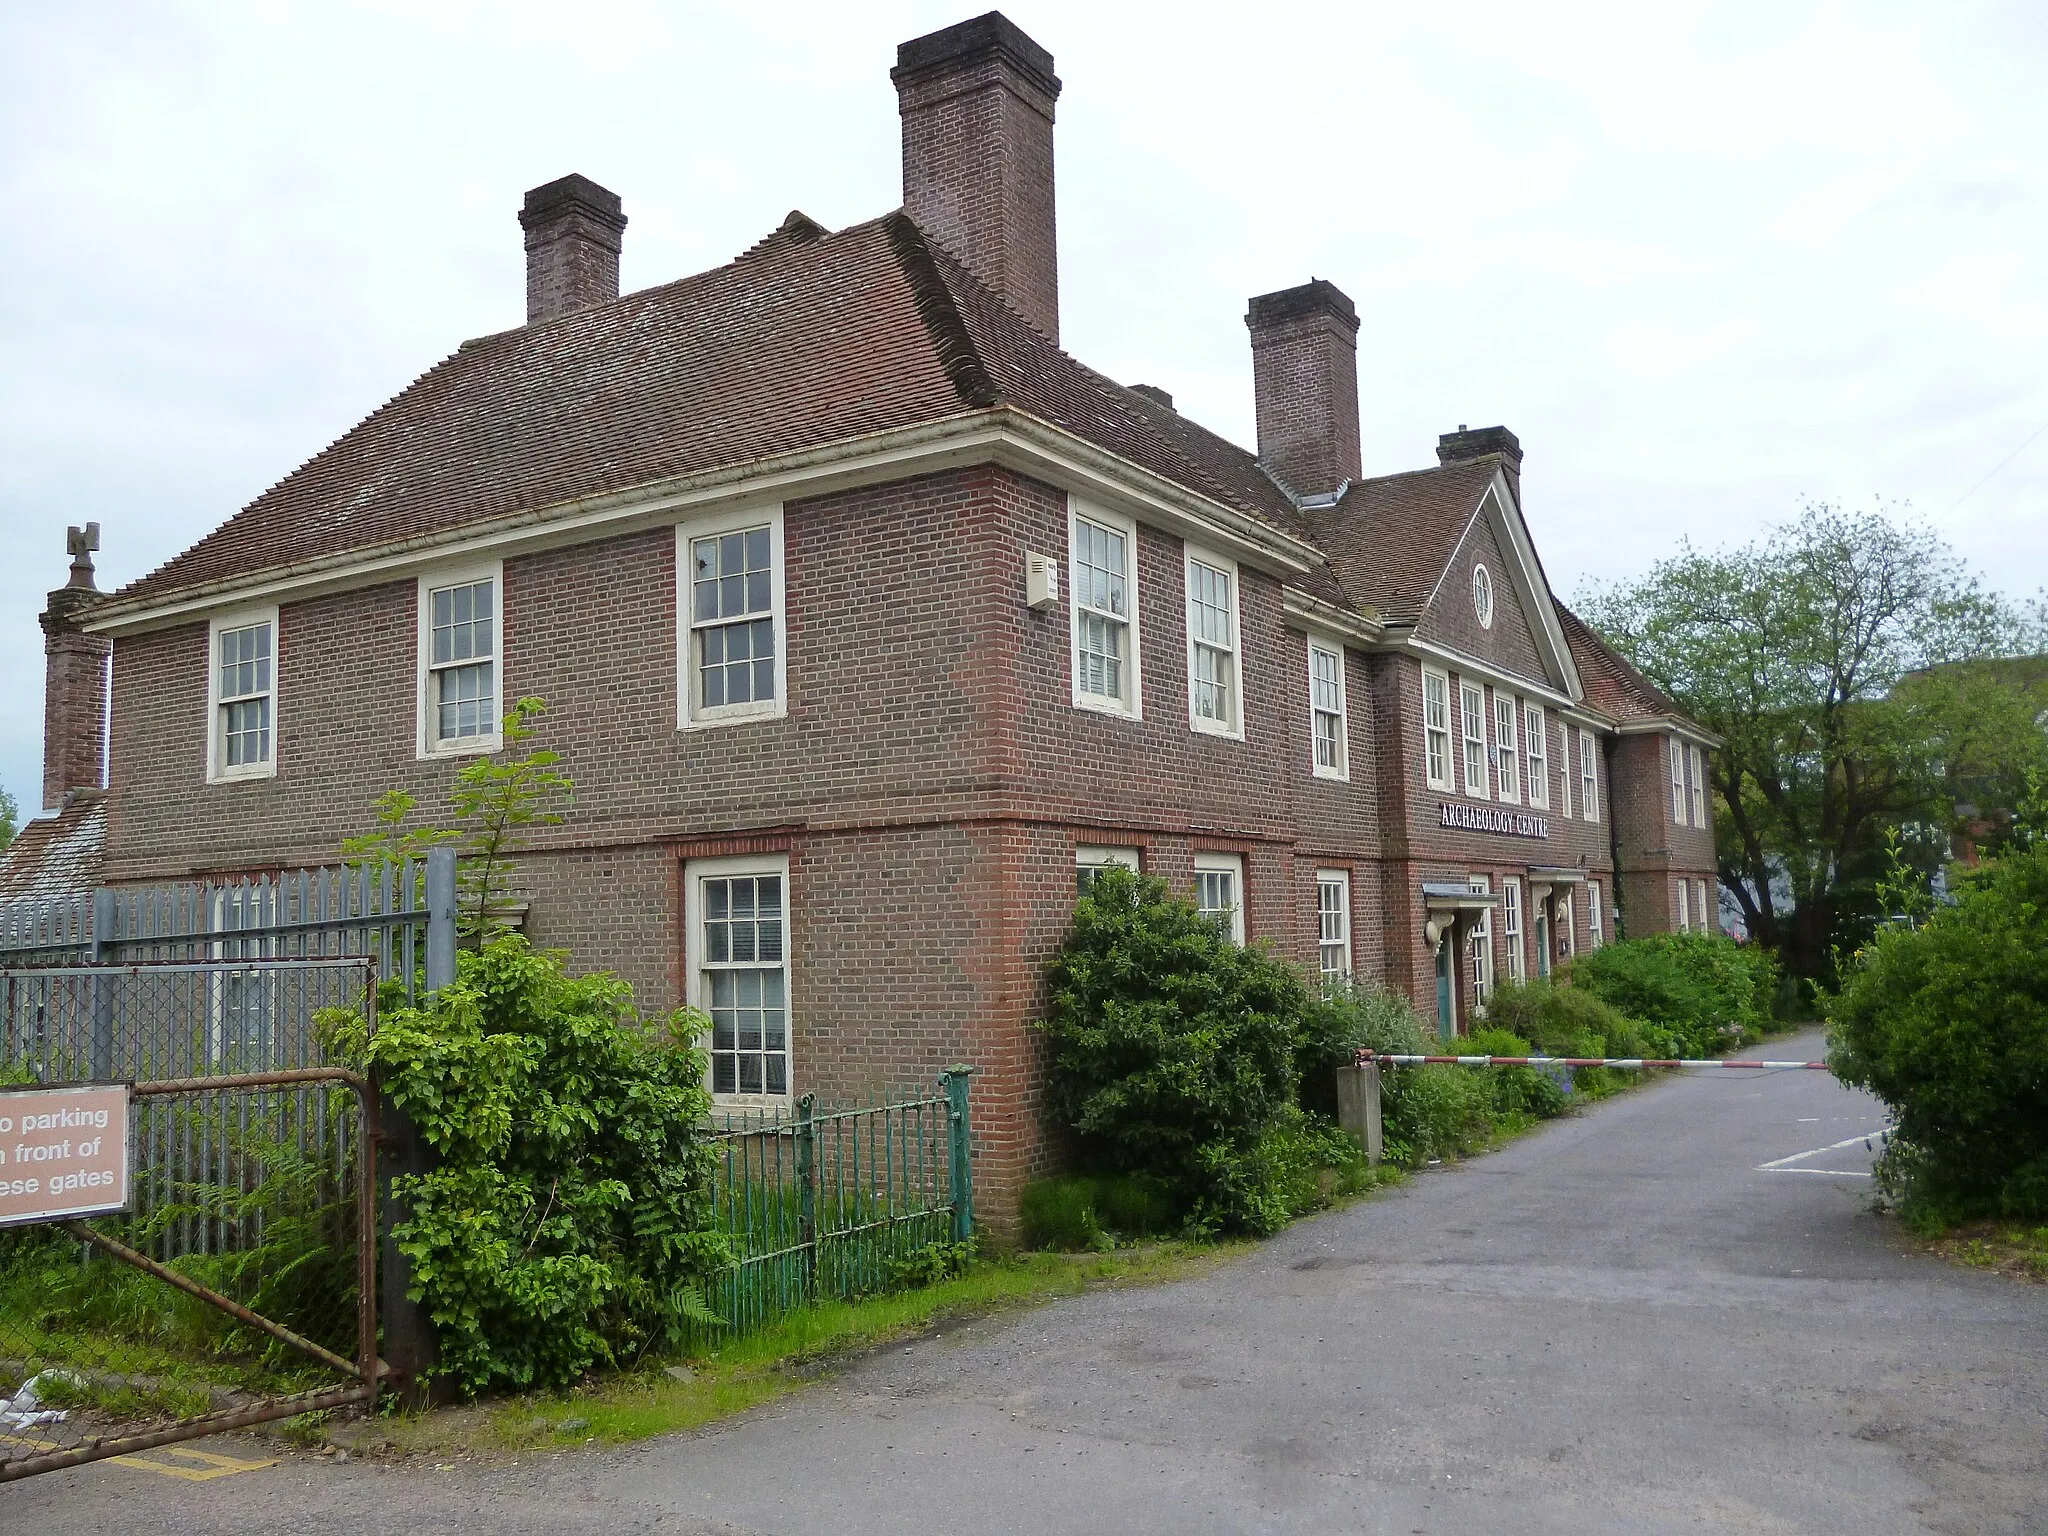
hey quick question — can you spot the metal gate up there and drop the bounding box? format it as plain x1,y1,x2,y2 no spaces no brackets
0,960,380,1482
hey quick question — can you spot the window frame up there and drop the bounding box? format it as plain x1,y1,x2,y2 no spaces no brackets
1307,635,1349,781
1675,877,1691,933
1502,877,1525,983
1579,729,1601,821
1193,851,1246,944
1524,703,1548,809
416,560,504,760
1696,878,1711,934
1316,869,1352,985
1671,736,1688,825
1467,874,1493,1007
1472,564,1494,629
685,852,794,1107
1460,680,1490,799
1069,499,1143,720
1494,692,1520,803
205,605,279,785
1183,544,1244,739
1075,845,1141,895
1587,879,1604,949
1422,666,1454,791
1689,745,1707,828
676,506,788,730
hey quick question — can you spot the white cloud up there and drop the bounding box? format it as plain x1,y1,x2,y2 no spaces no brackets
3,0,2044,813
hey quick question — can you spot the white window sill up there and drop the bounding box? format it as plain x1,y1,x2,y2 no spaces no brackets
1073,694,1141,721
1189,716,1243,741
711,1092,795,1116
1312,765,1349,783
207,764,276,787
421,734,502,762
681,702,788,731
1426,778,1454,794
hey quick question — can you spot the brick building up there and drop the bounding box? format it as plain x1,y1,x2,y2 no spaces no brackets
16,13,1720,1220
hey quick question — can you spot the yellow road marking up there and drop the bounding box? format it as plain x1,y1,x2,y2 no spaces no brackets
109,1445,278,1481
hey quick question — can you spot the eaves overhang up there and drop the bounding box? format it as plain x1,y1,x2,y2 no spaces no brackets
85,406,1322,637
1614,716,1724,751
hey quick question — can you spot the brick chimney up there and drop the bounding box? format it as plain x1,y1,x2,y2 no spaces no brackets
1437,423,1523,501
518,174,628,324
41,524,111,813
1245,279,1362,500
893,12,1062,342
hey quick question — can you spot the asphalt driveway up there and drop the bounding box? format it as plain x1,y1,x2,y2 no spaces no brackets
11,1027,2045,1534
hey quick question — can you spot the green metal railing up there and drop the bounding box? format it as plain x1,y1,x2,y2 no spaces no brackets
701,1067,973,1337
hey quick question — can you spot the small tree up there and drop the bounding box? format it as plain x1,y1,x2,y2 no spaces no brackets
1040,867,1309,1234
0,786,17,852
342,696,571,943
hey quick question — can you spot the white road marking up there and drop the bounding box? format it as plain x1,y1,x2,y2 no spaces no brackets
1756,1127,1893,1174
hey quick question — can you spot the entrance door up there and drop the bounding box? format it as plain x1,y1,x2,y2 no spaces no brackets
1434,935,1454,1039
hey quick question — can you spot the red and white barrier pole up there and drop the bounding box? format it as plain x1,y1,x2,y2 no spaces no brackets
1358,1051,1829,1070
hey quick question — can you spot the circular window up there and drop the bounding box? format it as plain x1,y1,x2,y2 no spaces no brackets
1472,564,1494,629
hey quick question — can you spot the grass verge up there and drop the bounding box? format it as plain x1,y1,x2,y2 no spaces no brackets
330,1241,1244,1459
1918,1220,2048,1283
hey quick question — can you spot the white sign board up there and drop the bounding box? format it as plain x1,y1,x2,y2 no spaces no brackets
0,1084,131,1228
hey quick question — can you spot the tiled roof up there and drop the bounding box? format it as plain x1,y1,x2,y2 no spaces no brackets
1554,603,1680,721
1301,462,1501,626
113,213,1313,610
0,794,106,906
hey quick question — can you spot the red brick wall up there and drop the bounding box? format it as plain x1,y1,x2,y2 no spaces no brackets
1608,731,1719,939
41,595,111,812
99,456,1711,1224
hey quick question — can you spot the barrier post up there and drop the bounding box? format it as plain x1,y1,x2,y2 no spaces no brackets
1336,1058,1383,1166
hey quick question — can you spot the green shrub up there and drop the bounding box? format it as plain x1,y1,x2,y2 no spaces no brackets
1384,1065,1496,1164
1296,983,1434,1118
1040,866,1311,1235
1463,1027,1572,1120
325,935,729,1395
1568,933,1776,1055
1019,1174,1179,1251
1828,845,2048,1225
1480,979,1651,1057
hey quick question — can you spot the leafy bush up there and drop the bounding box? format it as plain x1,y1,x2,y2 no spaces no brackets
1828,845,2048,1225
1040,867,1310,1235
1568,933,1776,1055
1297,983,1434,1118
1019,1174,1179,1251
1480,979,1654,1058
1463,1027,1572,1119
326,936,729,1395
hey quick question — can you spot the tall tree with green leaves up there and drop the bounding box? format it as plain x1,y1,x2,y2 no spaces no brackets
0,787,17,852
1581,502,2046,979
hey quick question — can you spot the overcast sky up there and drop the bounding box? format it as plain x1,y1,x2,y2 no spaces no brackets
3,1,2044,820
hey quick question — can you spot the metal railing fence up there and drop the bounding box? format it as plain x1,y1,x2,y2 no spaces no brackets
0,849,457,1002
701,1069,974,1338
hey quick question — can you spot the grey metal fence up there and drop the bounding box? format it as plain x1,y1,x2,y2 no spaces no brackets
0,849,457,1001
1,959,375,1265
0,959,381,1482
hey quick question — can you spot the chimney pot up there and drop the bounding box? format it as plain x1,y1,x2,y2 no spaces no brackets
894,12,1062,341
1129,383,1174,411
1245,278,1362,499
41,531,110,812
518,174,628,324
1436,424,1522,469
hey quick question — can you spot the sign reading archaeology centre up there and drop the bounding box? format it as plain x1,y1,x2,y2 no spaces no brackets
0,1084,131,1228
1438,801,1551,840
